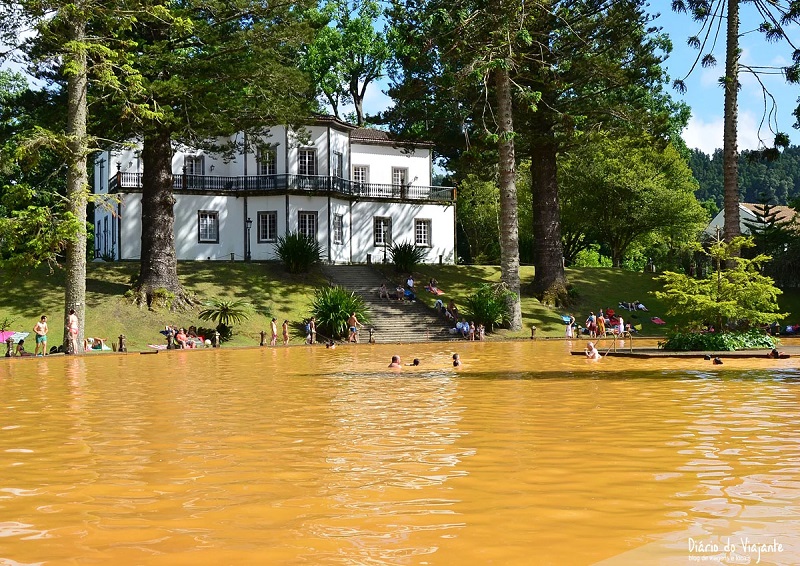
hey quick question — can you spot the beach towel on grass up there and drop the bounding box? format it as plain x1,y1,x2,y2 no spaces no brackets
651,317,666,325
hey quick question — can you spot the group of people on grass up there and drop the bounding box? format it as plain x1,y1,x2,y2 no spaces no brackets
164,325,208,349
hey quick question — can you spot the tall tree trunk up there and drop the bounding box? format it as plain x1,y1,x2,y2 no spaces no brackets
350,76,365,126
136,127,191,309
722,0,740,245
63,12,89,354
530,128,568,306
495,66,522,330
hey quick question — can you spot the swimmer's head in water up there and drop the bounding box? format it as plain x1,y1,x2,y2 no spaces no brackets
412,358,420,366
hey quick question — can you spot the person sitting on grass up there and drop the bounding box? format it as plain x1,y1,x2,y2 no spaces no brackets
15,339,33,357
175,328,188,349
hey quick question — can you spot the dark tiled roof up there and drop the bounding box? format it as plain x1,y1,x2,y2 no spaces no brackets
350,127,434,147
351,128,391,142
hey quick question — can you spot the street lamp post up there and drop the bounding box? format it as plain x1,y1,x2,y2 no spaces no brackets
246,217,253,261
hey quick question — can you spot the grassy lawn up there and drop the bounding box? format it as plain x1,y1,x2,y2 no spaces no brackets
0,261,325,352
2,261,798,350
389,264,799,340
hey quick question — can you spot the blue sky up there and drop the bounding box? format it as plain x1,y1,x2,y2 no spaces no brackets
657,3,800,155
356,3,800,156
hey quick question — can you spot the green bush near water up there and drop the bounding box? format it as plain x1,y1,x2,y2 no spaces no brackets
464,283,514,331
310,286,371,339
660,329,777,351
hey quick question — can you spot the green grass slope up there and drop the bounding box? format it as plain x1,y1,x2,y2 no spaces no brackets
2,262,797,351
0,262,325,352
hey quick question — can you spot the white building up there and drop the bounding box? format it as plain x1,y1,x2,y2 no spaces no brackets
93,116,455,264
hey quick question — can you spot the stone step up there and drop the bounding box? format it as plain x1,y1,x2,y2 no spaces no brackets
321,264,451,343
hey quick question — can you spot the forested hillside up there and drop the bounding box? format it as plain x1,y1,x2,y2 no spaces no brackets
690,146,800,209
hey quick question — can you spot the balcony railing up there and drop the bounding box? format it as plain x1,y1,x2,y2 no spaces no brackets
108,172,455,202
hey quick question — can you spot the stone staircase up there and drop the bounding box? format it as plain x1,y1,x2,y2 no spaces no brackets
321,264,455,343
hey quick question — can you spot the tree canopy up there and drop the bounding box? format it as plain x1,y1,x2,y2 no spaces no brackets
559,134,708,267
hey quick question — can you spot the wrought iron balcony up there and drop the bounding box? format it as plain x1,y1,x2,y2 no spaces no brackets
108,172,455,202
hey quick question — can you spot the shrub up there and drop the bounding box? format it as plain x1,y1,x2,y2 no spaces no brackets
151,287,175,310
389,241,426,273
275,232,323,273
463,283,513,331
660,329,777,351
310,285,371,339
198,298,252,341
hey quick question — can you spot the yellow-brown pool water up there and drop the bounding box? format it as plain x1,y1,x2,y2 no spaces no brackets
1,340,799,565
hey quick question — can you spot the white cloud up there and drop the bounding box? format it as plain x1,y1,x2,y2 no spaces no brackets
683,110,771,154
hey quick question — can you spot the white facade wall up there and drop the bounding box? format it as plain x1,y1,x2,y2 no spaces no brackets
350,144,431,186
351,202,455,264
330,200,351,263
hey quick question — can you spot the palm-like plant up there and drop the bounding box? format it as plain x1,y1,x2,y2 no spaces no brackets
310,286,371,339
198,298,252,341
389,241,426,273
275,232,323,273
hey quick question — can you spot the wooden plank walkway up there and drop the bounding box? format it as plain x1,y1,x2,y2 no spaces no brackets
571,346,799,358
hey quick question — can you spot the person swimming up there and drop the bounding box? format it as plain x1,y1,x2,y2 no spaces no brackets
407,358,420,366
389,355,402,368
452,353,461,367
585,342,601,360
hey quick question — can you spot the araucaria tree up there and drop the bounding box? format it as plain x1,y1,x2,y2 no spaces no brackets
515,0,675,304
387,0,679,307
655,236,785,331
672,0,800,244
0,0,107,353
100,0,314,309
386,0,542,328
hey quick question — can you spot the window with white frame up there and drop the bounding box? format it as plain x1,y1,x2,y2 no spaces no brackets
353,165,369,184
415,219,432,247
332,151,343,178
298,211,317,240
257,146,277,176
185,154,204,175
298,149,317,176
258,211,278,243
392,167,407,187
374,216,392,246
333,214,344,245
198,211,219,243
